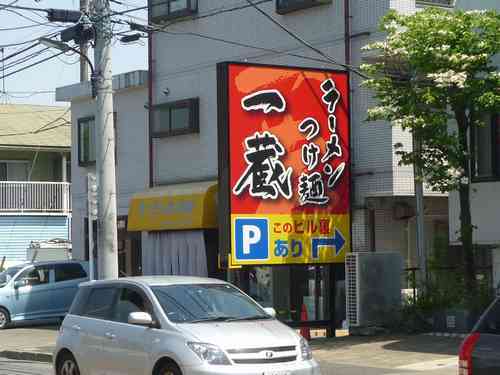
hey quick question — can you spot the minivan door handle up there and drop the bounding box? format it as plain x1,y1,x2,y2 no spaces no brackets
105,332,116,340
71,324,81,331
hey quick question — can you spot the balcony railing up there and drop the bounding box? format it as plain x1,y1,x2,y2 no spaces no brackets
0,181,71,213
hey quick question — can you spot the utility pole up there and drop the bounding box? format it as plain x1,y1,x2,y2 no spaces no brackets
413,134,427,290
80,0,89,82
92,0,118,279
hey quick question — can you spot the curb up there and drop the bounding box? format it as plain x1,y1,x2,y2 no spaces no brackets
423,332,467,339
0,350,53,363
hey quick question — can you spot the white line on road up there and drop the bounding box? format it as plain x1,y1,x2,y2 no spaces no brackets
395,357,457,371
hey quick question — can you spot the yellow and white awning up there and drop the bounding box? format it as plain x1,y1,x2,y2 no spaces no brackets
128,181,217,231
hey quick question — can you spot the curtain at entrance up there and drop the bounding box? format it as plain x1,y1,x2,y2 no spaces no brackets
142,230,208,277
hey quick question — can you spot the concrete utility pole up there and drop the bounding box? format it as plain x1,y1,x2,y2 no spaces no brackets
92,0,118,279
413,134,427,289
80,0,89,82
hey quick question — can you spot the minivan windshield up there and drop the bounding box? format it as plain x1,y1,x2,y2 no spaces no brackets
152,284,271,323
0,266,23,287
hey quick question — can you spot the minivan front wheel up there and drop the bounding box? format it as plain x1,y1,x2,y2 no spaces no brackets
0,308,10,329
57,353,80,375
156,362,182,375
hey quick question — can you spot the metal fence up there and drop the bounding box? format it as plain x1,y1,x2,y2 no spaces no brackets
0,181,71,213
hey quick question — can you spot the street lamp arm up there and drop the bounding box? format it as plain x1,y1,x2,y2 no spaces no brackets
66,45,95,76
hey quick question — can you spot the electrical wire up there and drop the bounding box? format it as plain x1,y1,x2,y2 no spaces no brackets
0,0,18,12
127,19,341,67
5,8,50,26
2,47,49,72
0,2,47,13
0,51,64,81
243,0,368,78
0,22,52,31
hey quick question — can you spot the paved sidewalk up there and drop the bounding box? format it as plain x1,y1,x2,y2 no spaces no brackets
0,324,463,372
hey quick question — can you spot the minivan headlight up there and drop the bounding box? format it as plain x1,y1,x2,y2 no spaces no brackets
300,337,313,361
187,342,231,365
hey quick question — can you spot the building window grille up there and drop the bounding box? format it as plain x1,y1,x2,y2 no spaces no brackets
150,0,198,22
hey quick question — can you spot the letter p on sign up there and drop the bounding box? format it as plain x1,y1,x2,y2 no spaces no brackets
242,225,261,254
235,218,269,261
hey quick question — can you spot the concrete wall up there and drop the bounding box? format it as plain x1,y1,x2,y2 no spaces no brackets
69,87,148,260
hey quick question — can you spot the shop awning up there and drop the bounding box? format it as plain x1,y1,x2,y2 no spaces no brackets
128,181,217,231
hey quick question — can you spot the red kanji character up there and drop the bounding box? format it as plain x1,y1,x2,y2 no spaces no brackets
319,218,331,235
273,223,282,233
307,220,318,234
294,221,304,234
283,223,293,233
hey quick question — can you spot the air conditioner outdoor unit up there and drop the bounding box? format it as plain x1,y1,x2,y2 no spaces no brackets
346,252,403,330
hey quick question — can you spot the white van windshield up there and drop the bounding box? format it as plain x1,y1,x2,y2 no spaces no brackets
0,266,23,287
152,284,271,323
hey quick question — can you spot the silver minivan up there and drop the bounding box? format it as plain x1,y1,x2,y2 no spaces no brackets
54,276,321,375
0,260,89,329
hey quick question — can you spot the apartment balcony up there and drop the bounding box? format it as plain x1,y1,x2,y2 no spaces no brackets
0,181,71,214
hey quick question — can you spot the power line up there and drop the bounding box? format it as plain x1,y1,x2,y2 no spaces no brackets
0,0,18,12
0,22,52,32
244,0,368,78
5,8,51,26
0,2,47,13
0,42,39,63
0,51,64,81
128,19,341,67
2,48,50,72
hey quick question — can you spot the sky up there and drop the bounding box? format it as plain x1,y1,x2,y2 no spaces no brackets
0,0,148,106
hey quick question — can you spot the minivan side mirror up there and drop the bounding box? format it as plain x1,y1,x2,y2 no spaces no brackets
264,307,277,318
128,312,153,327
13,279,27,289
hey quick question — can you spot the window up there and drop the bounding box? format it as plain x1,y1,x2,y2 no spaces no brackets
0,161,29,181
83,287,118,320
472,114,500,181
152,284,268,323
416,0,455,7
78,115,117,166
17,266,50,286
55,263,87,282
78,117,96,165
150,0,197,22
151,98,199,137
113,287,151,323
276,0,332,14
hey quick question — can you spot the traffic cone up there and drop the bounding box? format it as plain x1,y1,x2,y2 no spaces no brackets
299,304,311,340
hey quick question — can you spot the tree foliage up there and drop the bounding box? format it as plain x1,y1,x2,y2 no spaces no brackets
362,7,500,192
361,7,500,301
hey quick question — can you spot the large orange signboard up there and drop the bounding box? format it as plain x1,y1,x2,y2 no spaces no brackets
217,63,350,266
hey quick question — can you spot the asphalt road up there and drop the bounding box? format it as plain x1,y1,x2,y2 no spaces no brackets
0,358,457,375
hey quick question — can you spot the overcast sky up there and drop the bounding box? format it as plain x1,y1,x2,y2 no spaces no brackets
0,0,147,106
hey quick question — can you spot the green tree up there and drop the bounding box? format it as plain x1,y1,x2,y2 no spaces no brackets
361,8,500,302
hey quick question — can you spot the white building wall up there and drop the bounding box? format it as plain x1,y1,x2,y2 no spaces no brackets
149,0,450,253
68,88,148,260
448,0,500,247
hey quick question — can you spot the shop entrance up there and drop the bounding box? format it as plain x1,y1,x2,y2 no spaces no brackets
230,264,345,335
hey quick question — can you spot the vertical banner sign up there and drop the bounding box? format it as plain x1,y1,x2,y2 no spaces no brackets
217,63,350,266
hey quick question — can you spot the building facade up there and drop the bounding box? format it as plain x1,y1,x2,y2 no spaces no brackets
449,0,500,288
0,105,71,267
59,0,453,331
57,71,148,277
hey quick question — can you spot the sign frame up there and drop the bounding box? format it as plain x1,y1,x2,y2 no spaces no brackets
217,62,352,267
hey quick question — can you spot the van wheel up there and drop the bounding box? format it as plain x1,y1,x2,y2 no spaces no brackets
57,353,80,375
156,362,182,375
0,308,10,329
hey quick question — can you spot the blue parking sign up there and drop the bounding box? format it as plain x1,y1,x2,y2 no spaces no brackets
234,218,269,261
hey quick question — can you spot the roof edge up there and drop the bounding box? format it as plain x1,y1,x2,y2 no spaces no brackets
56,70,148,102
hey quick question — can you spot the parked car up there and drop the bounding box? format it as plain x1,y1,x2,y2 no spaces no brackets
54,276,321,375
0,260,88,329
459,297,500,374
